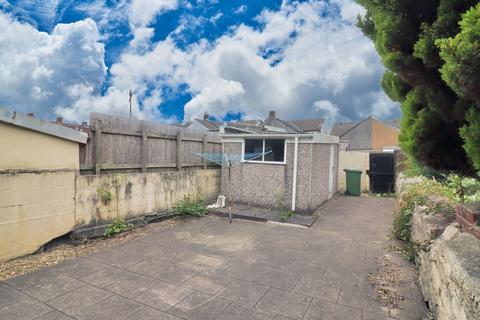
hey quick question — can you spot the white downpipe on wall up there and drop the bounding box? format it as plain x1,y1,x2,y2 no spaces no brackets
291,136,299,211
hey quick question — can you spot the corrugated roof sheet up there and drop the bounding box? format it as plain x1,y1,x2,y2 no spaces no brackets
0,108,88,144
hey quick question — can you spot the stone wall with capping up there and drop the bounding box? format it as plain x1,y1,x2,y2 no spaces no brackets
399,174,480,320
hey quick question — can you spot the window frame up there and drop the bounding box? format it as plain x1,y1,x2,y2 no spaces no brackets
241,138,287,164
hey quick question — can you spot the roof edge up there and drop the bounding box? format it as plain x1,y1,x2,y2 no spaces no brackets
0,108,88,144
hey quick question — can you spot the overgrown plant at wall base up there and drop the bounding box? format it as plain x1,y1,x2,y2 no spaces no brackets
104,219,131,237
393,178,457,263
173,195,206,217
280,211,295,222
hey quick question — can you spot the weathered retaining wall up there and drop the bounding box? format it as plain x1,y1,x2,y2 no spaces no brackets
0,121,81,262
337,150,369,192
401,174,480,320
75,169,221,226
0,171,76,262
414,223,480,320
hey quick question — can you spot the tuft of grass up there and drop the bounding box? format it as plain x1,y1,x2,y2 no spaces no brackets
173,195,206,217
104,219,131,237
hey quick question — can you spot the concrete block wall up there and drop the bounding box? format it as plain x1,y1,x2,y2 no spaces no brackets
75,169,221,227
0,171,76,262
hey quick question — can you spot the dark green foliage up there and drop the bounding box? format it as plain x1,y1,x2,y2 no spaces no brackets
173,195,206,217
104,219,131,237
460,108,480,172
438,4,480,104
356,0,479,175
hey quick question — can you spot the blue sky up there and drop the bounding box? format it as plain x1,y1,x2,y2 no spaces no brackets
0,0,400,123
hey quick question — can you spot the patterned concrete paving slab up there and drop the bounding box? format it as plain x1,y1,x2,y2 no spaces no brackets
0,196,426,320
217,279,270,308
255,288,312,320
303,299,362,320
134,280,193,311
169,291,232,320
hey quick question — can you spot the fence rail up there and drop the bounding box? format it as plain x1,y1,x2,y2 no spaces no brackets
80,113,221,175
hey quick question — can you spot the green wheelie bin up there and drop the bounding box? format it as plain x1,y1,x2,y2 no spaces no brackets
344,169,362,196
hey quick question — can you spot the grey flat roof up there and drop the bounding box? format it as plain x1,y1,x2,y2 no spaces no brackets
0,108,88,144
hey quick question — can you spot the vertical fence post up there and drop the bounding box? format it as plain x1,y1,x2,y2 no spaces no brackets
176,132,182,171
94,120,102,175
202,134,208,170
141,130,147,173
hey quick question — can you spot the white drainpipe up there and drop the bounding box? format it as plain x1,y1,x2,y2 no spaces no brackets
291,136,299,212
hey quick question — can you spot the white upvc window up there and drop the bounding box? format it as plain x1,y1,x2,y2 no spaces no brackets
242,138,286,164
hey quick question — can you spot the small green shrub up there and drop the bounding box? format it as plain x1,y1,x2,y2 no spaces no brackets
393,179,456,242
104,219,131,237
280,210,295,222
97,188,113,204
173,195,206,216
444,173,480,203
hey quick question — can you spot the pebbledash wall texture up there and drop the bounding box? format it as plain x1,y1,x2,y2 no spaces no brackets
221,140,338,213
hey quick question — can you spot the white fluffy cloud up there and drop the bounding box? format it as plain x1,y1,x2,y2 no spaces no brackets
129,0,178,28
0,0,400,123
0,13,106,118
99,0,398,122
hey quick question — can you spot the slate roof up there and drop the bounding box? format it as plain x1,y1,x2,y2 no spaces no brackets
331,122,357,137
193,118,220,130
291,119,325,132
262,117,303,133
195,113,325,134
331,116,400,138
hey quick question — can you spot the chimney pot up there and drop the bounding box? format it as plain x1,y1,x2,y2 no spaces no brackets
203,112,209,121
27,112,34,117
268,110,276,119
56,117,63,124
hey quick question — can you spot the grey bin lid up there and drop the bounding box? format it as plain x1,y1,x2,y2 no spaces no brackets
344,169,363,173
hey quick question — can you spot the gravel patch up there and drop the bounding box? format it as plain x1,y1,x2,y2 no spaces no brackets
0,218,183,282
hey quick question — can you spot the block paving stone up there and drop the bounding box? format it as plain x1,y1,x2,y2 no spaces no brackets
0,196,425,320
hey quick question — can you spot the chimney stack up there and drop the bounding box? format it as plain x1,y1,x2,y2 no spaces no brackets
203,111,210,121
27,112,34,117
268,110,276,119
56,117,63,124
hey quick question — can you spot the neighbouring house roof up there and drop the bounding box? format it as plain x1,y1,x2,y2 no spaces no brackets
331,122,356,137
193,118,220,130
193,111,325,134
290,119,325,132
0,108,88,144
330,116,400,151
262,117,303,133
331,116,400,138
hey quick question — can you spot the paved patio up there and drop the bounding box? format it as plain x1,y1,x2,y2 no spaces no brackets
0,196,425,320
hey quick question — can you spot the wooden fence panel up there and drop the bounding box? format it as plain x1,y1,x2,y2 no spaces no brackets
80,112,221,175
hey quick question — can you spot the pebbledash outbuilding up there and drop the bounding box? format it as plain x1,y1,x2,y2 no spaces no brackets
219,113,339,214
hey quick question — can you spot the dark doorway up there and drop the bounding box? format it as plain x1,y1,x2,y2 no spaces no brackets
368,153,395,193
